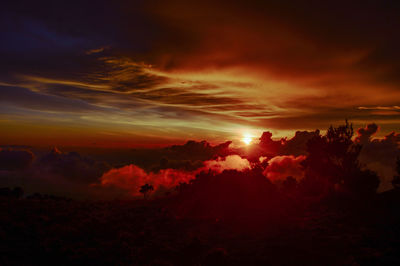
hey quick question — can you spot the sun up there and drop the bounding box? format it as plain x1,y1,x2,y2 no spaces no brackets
242,133,253,145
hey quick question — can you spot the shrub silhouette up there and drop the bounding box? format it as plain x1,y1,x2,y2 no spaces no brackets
139,184,154,199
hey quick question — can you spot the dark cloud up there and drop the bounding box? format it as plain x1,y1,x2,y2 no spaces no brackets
281,130,321,156
36,148,111,183
144,0,400,77
242,129,320,161
0,148,34,171
3,0,400,79
0,141,240,199
166,140,232,159
117,140,233,172
0,147,113,198
355,123,379,144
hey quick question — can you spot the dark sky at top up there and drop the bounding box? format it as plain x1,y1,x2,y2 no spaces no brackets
1,0,400,147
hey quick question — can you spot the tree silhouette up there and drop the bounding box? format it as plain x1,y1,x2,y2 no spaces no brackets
139,184,154,199
301,120,379,197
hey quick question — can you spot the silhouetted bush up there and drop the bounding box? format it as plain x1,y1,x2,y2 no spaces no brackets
139,184,154,199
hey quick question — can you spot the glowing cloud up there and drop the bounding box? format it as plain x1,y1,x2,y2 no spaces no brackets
264,155,306,183
202,155,251,173
98,155,252,196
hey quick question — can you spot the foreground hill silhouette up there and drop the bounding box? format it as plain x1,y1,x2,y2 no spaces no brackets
1,188,400,265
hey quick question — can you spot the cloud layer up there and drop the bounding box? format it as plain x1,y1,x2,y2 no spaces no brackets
98,155,252,196
0,148,34,171
0,122,399,198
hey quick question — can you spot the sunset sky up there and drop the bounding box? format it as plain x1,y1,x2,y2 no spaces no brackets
1,0,400,147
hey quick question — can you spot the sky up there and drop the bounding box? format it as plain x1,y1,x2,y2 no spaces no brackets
1,0,400,147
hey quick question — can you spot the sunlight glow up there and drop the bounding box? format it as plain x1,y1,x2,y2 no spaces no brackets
242,133,253,145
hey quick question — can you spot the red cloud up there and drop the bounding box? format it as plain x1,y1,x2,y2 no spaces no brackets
98,155,251,197
263,155,306,183
100,165,194,197
355,123,379,144
202,155,250,173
